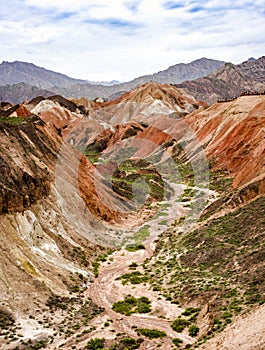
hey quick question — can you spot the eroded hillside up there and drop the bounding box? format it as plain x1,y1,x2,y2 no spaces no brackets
0,83,264,349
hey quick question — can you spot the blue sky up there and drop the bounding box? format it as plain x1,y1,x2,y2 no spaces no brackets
0,0,264,81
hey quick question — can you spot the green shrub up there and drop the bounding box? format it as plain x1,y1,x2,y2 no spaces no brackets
182,307,201,317
86,338,105,349
128,262,138,268
171,317,190,332
188,325,199,336
125,244,145,252
117,271,148,285
120,337,143,349
172,337,183,347
136,328,166,338
112,295,151,316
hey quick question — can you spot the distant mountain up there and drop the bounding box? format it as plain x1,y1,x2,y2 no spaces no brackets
53,58,226,99
89,80,120,86
0,82,54,103
127,57,226,85
177,56,265,103
0,58,225,102
0,60,89,89
1,57,264,104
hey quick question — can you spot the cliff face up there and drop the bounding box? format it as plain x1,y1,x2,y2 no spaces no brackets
185,95,265,188
0,116,54,214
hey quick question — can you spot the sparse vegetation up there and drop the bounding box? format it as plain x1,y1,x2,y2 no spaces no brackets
0,309,15,331
143,195,265,344
119,337,143,349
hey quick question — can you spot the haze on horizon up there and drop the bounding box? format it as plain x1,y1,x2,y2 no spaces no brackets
0,0,264,82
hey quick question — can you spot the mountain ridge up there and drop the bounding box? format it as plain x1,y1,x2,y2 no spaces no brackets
177,56,265,103
0,58,225,102
0,60,89,89
1,56,264,104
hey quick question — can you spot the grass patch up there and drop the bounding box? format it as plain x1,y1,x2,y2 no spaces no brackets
0,116,25,124
134,226,150,243
159,220,168,225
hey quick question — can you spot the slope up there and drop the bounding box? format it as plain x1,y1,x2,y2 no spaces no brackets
0,82,54,104
0,113,130,349
178,56,265,103
0,61,87,89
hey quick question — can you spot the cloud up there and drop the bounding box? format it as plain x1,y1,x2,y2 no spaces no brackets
84,18,142,30
163,1,185,10
0,0,264,81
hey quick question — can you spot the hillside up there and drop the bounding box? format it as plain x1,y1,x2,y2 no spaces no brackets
178,56,265,103
0,85,264,349
0,61,88,89
93,81,204,125
0,110,133,349
0,82,54,104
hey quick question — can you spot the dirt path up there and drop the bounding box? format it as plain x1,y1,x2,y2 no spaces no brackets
48,183,214,349
87,246,194,349
85,183,212,349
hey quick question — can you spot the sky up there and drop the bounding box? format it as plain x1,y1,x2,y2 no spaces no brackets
0,0,264,82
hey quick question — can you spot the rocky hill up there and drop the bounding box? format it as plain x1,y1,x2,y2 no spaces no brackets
0,82,54,104
177,56,265,103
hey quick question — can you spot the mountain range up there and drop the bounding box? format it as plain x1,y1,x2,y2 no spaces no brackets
0,58,224,102
1,56,265,104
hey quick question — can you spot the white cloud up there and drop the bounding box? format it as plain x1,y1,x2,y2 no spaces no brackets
0,0,264,81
